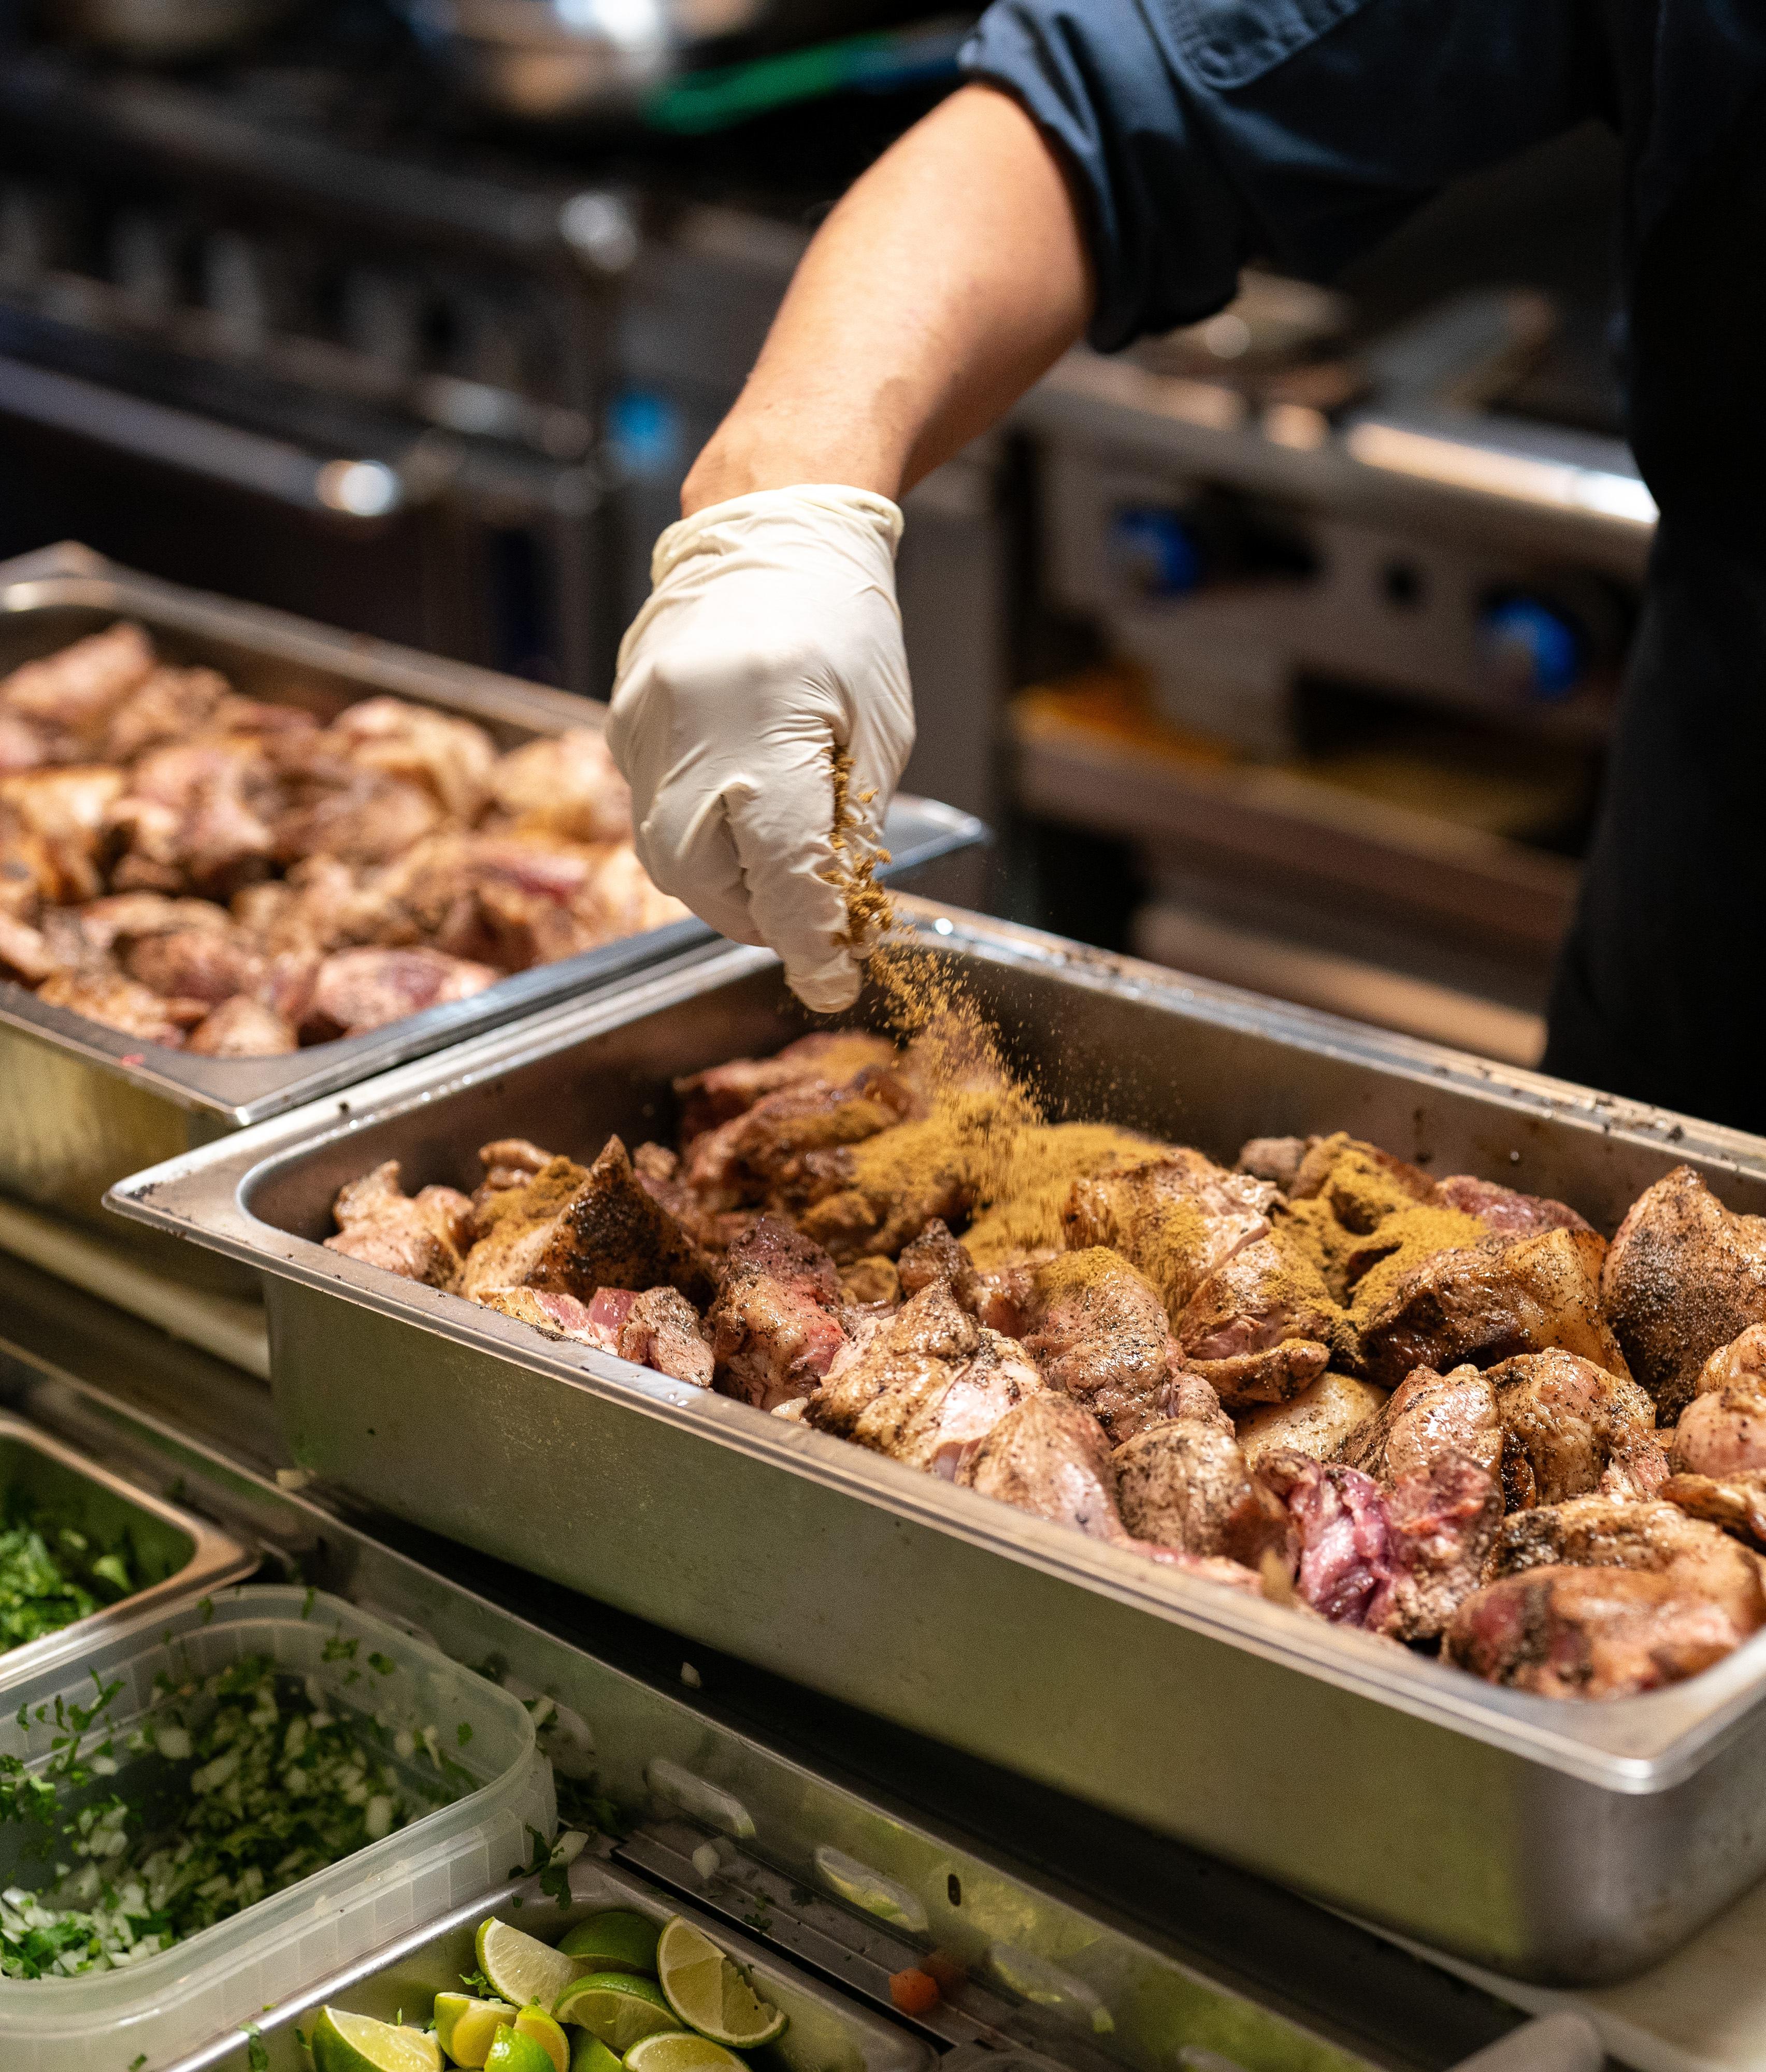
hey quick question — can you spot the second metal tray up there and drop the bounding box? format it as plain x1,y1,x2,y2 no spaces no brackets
106,903,1766,1987
0,542,984,1242
0,1407,254,1683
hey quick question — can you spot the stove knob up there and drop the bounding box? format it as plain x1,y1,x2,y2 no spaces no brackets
1478,596,1586,701
1109,506,1203,598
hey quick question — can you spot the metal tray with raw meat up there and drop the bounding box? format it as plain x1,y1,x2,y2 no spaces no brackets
0,541,985,1242
103,900,1766,1988
0,1407,254,1683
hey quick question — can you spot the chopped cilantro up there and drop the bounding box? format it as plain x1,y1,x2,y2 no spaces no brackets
456,1721,473,1745
367,1653,396,1676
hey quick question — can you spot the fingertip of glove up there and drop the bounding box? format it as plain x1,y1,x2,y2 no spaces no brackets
785,957,863,1016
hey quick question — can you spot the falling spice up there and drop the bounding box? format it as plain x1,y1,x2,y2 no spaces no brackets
823,744,897,953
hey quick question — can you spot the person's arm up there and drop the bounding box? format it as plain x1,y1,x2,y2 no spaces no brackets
608,87,1094,1014
683,81,1094,514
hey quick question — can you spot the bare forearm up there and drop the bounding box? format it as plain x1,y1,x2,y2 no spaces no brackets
681,83,1093,514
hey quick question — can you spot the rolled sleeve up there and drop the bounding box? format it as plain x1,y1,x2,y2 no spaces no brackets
960,0,1608,352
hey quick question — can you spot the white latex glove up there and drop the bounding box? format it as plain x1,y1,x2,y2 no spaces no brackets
608,484,913,1013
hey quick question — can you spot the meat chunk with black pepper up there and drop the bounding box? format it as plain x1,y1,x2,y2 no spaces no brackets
325,1158,473,1288
710,1218,849,1411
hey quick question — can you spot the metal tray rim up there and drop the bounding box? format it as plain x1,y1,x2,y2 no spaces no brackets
104,901,1766,1795
0,1406,256,1687
0,541,985,1125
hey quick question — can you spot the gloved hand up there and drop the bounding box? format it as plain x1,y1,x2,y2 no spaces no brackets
608,484,914,1013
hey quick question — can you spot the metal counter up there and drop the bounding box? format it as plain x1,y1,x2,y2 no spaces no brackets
104,902,1766,1984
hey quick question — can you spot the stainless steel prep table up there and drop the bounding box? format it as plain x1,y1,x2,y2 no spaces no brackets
0,1245,1526,2072
0,541,983,1263
104,901,1766,1985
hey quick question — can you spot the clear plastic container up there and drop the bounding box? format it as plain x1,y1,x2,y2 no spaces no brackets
0,1585,554,2072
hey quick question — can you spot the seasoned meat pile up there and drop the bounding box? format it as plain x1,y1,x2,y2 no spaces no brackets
325,1024,1766,1704
0,622,686,1054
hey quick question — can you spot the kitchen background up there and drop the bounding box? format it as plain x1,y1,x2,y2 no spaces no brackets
0,0,1645,1067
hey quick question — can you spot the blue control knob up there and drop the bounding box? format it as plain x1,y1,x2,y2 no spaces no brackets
1480,597,1586,700
1109,507,1204,598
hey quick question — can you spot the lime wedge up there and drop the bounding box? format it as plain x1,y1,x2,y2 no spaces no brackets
558,1909,661,1975
434,1993,517,2068
478,1917,585,2013
626,2035,750,2072
312,2007,444,2072
655,1918,786,2050
487,2032,558,2072
570,2037,624,2072
553,1972,681,2052
516,2005,572,2072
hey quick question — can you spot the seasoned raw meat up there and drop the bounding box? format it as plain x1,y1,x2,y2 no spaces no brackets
1354,1227,1628,1387
1113,1417,1292,1566
1380,1452,1505,1642
685,1062,920,1212
1257,1450,1400,1627
1432,1175,1590,1238
1064,1153,1278,1322
324,1158,472,1288
955,1390,1125,1539
619,1286,714,1388
329,696,497,822
1486,1350,1662,1510
1602,1166,1766,1424
489,727,631,842
301,945,498,1040
34,967,206,1046
460,1155,591,1297
1672,1323,1766,1474
1446,1566,1755,1698
0,911,59,985
710,1218,848,1411
185,995,297,1055
1021,1247,1179,1444
528,1135,719,1310
1336,1362,1502,1483
1172,1234,1337,1405
123,926,265,1006
896,1217,984,1310
1236,1372,1388,1466
3,766,127,903
0,622,154,741
676,1031,901,1143
100,664,233,763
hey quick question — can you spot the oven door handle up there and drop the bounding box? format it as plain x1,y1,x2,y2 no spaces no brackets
0,354,407,522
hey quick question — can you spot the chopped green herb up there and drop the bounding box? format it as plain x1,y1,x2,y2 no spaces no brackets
243,2019,269,2072
301,1587,317,1620
294,2027,310,2050
197,1598,214,1624
367,1653,395,1676
130,2057,147,2071
0,1491,139,1654
322,1635,358,1663
0,1653,455,1982
456,1721,473,1746
460,1967,493,1994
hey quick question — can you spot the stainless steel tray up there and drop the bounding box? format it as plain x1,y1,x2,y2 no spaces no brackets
0,541,985,1243
0,1406,254,1682
170,1856,939,2072
106,901,1766,1986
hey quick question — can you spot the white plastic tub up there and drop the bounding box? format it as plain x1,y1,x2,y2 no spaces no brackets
0,1586,554,2072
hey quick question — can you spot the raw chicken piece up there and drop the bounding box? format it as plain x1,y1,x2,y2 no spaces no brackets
460,1155,590,1298
1353,1227,1629,1387
685,1063,921,1212
523,1135,719,1309
0,622,154,742
476,1285,610,1342
0,911,59,984
2,766,127,902
578,842,691,938
471,1137,556,1216
805,1281,1043,1476
1336,1362,1502,1483
1486,1351,1663,1510
1259,1445,1500,1639
676,1031,901,1143
300,945,498,1040
1483,1495,1766,1637
34,968,205,1045
267,726,447,868
324,1159,473,1288
489,727,631,843
619,1286,713,1388
1432,1175,1590,1238
329,697,497,822
99,665,232,763
373,831,605,970
1113,1417,1292,1565
1672,1323,1766,1475
1603,1168,1766,1423
1288,1132,1438,1219
1021,1247,1181,1445
77,891,232,951
897,1218,984,1310
1172,1234,1338,1404
186,996,297,1056
709,1218,849,1411
955,1391,1124,1538
1237,1135,1312,1188
1235,1372,1388,1466
1446,1566,1753,1697
123,926,264,1006
1064,1153,1279,1322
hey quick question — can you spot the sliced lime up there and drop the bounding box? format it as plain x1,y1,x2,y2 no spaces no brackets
516,2004,572,2072
487,2032,558,2072
312,2007,444,2072
477,1917,585,2013
557,1909,661,1976
654,1917,786,2050
625,2035,750,2072
570,2037,624,2072
553,1972,681,2053
434,1993,518,2068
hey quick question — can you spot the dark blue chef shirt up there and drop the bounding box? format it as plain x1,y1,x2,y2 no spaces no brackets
958,0,1766,1134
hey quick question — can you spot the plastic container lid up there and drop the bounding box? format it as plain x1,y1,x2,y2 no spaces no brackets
0,1585,554,2072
